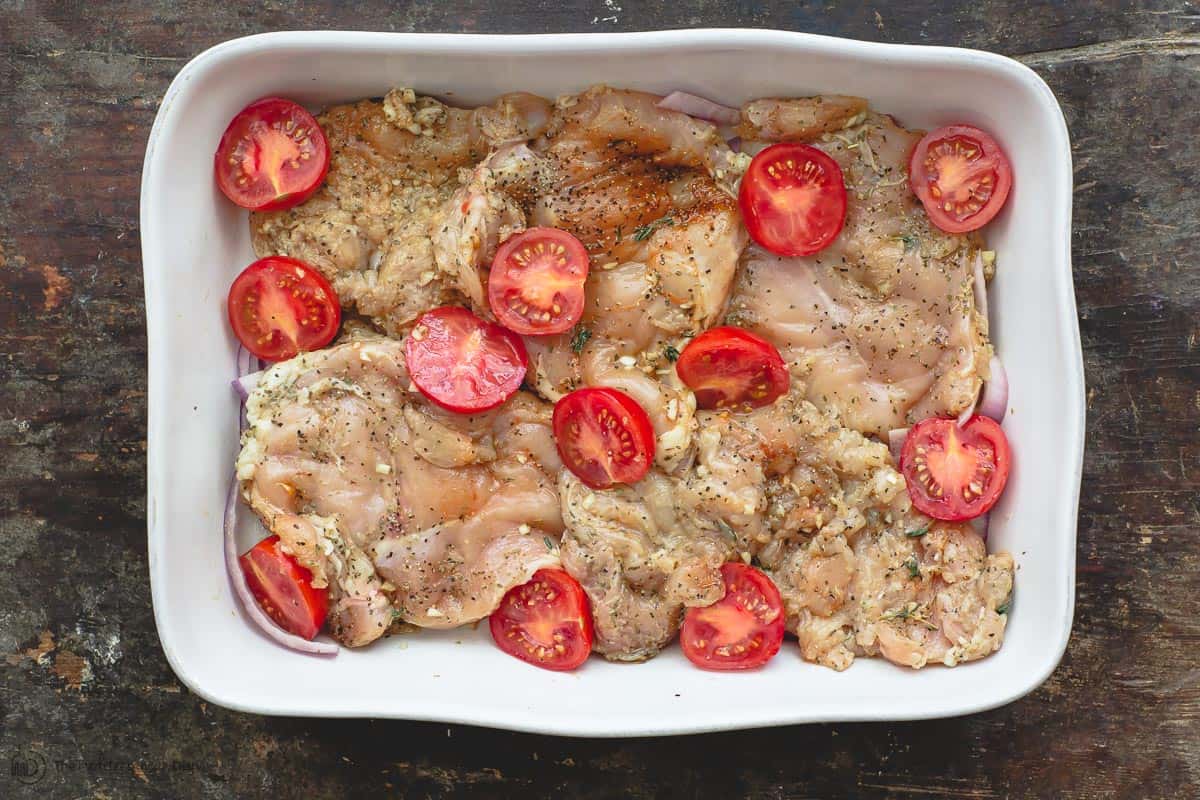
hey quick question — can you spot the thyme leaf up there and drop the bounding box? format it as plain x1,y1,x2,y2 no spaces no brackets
905,556,921,579
570,327,592,354
906,526,929,538
997,599,1011,615
882,602,939,630
663,344,680,363
632,216,674,242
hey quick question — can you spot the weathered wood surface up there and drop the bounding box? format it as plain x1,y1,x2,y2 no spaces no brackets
2,1,1198,797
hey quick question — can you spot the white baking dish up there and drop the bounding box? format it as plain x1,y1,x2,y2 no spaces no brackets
141,29,1081,736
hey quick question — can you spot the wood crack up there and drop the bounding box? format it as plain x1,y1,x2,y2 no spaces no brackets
7,48,187,62
1016,33,1200,67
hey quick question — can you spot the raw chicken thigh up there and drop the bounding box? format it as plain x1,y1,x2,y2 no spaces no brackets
236,337,562,647
726,105,991,435
250,89,553,334
676,388,1012,670
558,470,732,660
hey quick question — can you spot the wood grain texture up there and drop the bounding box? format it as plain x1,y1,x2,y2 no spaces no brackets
2,1,1198,798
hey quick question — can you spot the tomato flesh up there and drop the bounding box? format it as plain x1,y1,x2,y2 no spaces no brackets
681,562,785,671
227,256,341,361
488,227,590,336
215,97,330,211
899,415,1011,520
909,124,1013,234
405,306,527,413
239,535,329,640
552,387,655,489
490,568,594,671
738,142,847,257
676,326,789,410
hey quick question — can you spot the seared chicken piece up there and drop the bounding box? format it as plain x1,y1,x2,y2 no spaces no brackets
725,111,991,435
251,89,553,334
237,338,563,646
531,86,747,330
516,86,749,467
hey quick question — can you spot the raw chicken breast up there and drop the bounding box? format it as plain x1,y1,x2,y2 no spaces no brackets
236,338,563,646
251,88,553,334
725,111,991,434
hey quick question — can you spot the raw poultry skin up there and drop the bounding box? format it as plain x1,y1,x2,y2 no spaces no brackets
235,88,1013,670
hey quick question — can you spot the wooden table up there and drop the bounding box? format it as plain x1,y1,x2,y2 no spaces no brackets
2,2,1197,797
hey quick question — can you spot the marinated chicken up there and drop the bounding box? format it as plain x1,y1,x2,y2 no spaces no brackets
725,105,991,435
689,389,1011,670
251,89,553,334
232,86,1015,673
236,337,562,646
490,87,750,470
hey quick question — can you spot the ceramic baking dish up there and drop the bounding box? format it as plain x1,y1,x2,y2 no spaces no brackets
141,29,1081,736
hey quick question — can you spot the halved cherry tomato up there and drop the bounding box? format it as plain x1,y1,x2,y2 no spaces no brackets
899,415,1012,521
675,326,789,410
738,142,847,257
909,124,1013,234
405,306,527,413
227,256,341,362
488,227,589,336
552,387,655,489
490,568,594,671
681,562,785,671
239,535,329,640
215,97,330,211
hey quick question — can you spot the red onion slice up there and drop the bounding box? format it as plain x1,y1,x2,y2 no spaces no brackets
888,428,909,462
978,355,1009,422
223,478,338,656
972,251,989,325
657,91,740,126
956,396,977,428
235,344,254,378
232,370,263,401
970,512,991,540
727,136,742,153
